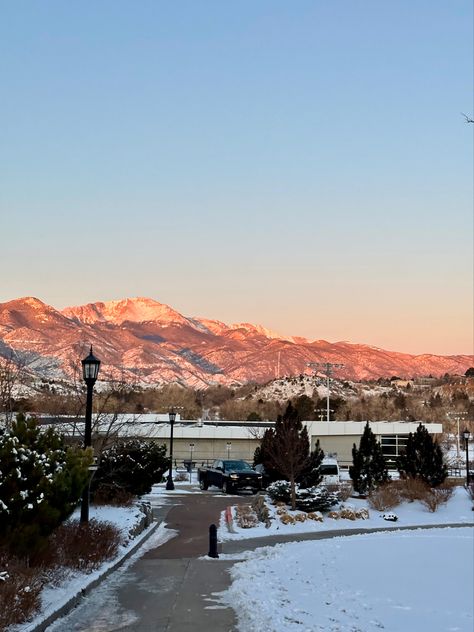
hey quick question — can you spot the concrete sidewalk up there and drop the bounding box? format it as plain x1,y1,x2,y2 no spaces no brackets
41,490,474,631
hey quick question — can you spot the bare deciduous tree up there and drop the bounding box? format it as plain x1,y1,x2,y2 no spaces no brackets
0,351,28,426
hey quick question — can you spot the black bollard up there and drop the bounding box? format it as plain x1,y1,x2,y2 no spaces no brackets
208,523,219,558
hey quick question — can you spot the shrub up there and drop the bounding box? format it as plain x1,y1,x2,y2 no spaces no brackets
419,483,454,512
251,494,271,527
0,556,42,630
294,486,339,513
0,414,91,558
235,505,258,528
92,439,168,502
40,519,123,571
267,480,291,504
420,489,444,513
337,481,353,501
393,477,431,503
368,484,401,511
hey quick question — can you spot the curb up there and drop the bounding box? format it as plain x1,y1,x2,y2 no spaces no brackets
22,519,161,632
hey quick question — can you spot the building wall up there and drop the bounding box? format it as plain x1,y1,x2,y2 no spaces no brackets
157,437,257,464
315,436,360,465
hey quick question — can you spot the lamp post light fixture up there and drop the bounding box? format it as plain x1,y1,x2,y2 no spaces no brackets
80,346,101,523
463,429,470,487
166,409,177,490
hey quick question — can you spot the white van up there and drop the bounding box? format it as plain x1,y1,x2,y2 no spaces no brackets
319,456,340,485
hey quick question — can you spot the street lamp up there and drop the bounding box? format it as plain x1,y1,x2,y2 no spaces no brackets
80,346,101,523
189,443,195,483
166,409,176,490
463,429,470,487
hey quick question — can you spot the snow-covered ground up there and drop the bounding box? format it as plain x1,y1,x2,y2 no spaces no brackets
10,481,474,632
218,527,473,632
11,501,174,632
214,486,473,631
219,486,474,541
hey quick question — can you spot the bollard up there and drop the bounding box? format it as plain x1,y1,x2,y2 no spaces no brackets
208,523,219,558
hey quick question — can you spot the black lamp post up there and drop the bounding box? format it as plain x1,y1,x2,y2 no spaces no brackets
166,409,176,490
80,347,101,523
463,429,470,487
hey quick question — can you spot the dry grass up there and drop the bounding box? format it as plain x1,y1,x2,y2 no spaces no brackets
235,504,258,528
419,484,455,513
393,477,431,502
368,484,401,511
251,494,271,527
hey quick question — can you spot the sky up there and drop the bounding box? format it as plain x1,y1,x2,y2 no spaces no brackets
0,1,472,356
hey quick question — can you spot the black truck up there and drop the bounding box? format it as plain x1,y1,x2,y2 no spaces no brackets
198,459,262,494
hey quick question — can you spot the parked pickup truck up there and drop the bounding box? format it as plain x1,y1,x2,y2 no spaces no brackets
198,459,262,494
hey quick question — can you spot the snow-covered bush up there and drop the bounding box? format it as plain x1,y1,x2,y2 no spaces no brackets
92,439,168,502
0,414,91,557
294,486,339,513
267,481,339,513
267,480,291,504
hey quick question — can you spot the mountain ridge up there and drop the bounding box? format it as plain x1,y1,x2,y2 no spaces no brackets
0,296,472,387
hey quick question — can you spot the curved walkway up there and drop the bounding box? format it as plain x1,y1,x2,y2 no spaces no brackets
44,491,473,632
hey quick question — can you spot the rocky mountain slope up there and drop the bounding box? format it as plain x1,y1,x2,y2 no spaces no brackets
0,296,472,388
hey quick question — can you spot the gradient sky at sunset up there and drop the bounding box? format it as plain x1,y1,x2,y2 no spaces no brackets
1,1,472,356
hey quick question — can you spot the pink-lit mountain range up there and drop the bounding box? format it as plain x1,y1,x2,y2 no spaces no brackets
0,296,472,387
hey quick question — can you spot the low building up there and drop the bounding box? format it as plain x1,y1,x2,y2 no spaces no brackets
31,414,443,469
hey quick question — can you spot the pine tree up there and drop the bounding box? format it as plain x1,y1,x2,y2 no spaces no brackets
297,440,325,488
398,423,447,487
92,439,168,501
0,414,91,557
262,402,310,509
349,422,389,495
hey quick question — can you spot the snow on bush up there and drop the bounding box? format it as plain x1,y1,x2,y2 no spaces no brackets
267,480,339,512
0,414,91,557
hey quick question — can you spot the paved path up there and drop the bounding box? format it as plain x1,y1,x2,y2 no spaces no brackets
46,492,250,632
45,491,473,632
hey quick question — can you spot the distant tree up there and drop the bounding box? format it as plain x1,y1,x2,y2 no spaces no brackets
397,424,447,487
261,402,310,509
465,367,474,377
393,392,407,410
349,422,389,495
292,394,315,420
247,411,262,421
0,352,29,426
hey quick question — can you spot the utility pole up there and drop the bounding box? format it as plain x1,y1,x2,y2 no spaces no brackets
307,362,345,422
447,411,468,460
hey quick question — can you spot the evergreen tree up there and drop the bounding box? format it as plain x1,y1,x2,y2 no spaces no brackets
297,440,325,488
261,402,310,509
397,423,447,487
349,422,389,495
92,439,168,501
0,414,91,557
292,394,316,420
